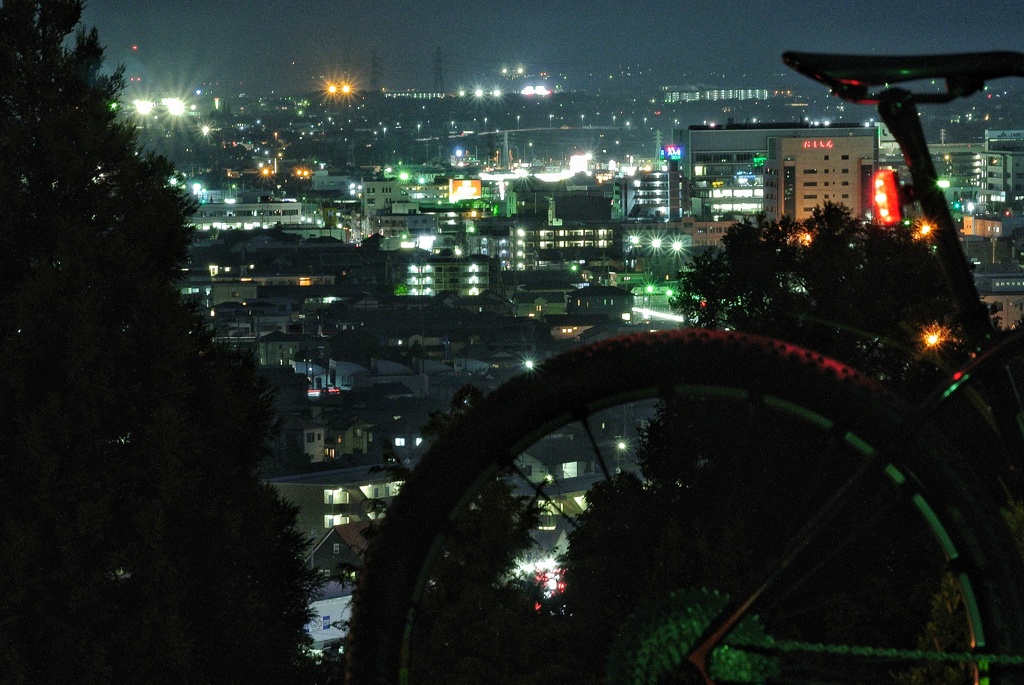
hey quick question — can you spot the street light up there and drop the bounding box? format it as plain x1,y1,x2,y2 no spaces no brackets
670,240,685,274
614,439,628,473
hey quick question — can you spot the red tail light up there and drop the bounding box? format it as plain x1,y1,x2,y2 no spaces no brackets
872,169,902,225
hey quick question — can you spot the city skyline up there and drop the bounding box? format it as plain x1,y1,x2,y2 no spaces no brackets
83,0,1024,96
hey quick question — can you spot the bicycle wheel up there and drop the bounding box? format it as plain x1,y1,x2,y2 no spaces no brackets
346,329,1024,685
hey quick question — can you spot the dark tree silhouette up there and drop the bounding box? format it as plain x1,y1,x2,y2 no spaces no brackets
0,3,321,683
674,203,958,395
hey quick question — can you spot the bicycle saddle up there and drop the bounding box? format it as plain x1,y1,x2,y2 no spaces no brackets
783,50,1024,103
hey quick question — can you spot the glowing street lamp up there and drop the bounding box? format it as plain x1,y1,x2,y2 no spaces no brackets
162,97,186,116
915,221,935,240
921,323,951,350
326,82,352,97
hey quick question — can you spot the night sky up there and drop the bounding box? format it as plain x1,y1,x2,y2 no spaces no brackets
81,0,1024,95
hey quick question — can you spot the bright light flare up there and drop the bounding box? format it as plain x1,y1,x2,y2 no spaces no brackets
792,231,813,246
921,323,952,350
325,82,353,98
915,221,934,240
162,97,186,116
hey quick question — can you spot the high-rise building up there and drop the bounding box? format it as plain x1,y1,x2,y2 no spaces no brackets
983,130,1024,208
764,132,877,221
684,123,878,221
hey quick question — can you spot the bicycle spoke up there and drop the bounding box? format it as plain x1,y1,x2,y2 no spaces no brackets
347,330,1024,685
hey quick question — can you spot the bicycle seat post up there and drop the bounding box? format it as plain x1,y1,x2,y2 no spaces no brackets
876,88,995,345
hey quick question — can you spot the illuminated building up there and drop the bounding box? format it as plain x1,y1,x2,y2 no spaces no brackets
661,87,771,104
685,122,878,221
931,131,1024,212
983,130,1024,206
406,255,499,297
626,160,684,221
361,178,402,215
191,198,324,230
763,132,877,220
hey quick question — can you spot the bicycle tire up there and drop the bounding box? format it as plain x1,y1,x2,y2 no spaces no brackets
346,329,1024,684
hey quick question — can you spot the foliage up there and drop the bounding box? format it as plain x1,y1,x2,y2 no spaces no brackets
343,385,564,685
895,574,972,685
674,203,959,394
1005,499,1024,563
0,3,321,683
559,392,942,683
897,501,1024,684
405,478,555,685
420,384,484,441
606,588,778,685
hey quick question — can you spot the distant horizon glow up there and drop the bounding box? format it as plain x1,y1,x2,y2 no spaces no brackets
81,1,1024,96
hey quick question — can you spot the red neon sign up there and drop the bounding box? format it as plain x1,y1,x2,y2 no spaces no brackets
802,140,834,149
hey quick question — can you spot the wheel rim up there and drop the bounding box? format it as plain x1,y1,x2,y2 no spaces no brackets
347,330,1024,685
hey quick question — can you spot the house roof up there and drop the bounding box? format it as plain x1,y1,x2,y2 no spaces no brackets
570,284,634,298
258,330,313,343
545,313,610,327
333,521,370,554
308,521,371,563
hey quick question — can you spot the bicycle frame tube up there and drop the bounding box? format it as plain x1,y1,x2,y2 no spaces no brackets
876,89,996,343
878,90,1024,477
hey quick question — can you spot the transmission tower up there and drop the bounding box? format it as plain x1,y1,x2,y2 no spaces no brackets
369,52,381,92
433,47,446,93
